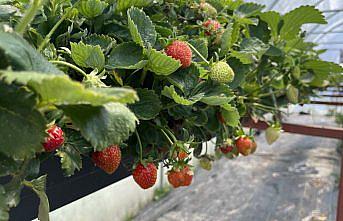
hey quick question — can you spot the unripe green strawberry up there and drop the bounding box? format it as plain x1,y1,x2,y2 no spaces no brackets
200,2,217,16
199,157,212,171
210,61,234,83
286,85,299,104
265,126,281,145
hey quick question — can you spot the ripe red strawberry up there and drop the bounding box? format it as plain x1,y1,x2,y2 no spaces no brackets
178,151,189,160
220,144,234,154
167,168,183,188
167,165,193,188
92,145,121,174
203,19,221,35
165,40,192,68
133,162,157,189
180,166,193,186
235,136,253,156
42,125,64,152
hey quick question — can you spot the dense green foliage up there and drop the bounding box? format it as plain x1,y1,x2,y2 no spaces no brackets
0,0,342,219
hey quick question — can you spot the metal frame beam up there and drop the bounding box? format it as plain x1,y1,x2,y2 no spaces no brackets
242,118,343,139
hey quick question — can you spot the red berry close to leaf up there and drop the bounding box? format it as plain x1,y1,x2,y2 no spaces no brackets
165,40,192,68
92,145,121,174
178,150,189,160
42,125,64,152
235,137,253,156
203,20,221,35
181,166,193,186
220,144,234,154
132,162,157,189
167,165,193,188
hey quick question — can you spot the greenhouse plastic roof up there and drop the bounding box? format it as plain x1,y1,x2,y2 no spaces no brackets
246,0,343,63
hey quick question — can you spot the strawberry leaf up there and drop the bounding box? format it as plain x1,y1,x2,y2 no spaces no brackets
220,104,240,127
0,32,63,75
162,85,203,105
83,34,116,51
71,42,105,70
129,89,162,120
25,175,50,221
77,0,108,19
0,71,138,106
60,103,138,151
106,42,147,70
0,81,46,160
259,11,281,39
116,0,153,13
280,6,326,40
56,145,82,177
147,49,181,75
127,7,156,48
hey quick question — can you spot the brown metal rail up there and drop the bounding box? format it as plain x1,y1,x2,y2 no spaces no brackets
242,118,343,140
321,94,343,98
310,101,343,106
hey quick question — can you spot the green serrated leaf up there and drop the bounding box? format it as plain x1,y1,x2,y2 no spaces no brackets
280,6,326,40
25,175,50,221
77,0,108,19
189,38,208,61
303,60,343,74
220,23,233,55
230,37,269,64
162,85,203,105
107,42,147,70
0,71,138,106
71,42,105,70
147,49,181,75
127,7,156,48
167,65,199,96
220,104,240,127
259,11,281,39
129,88,161,120
83,34,116,50
116,0,153,12
56,145,82,177
0,32,63,75
0,153,20,177
0,81,46,160
234,2,265,18
60,103,138,150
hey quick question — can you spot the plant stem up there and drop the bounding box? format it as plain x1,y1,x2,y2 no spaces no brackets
135,130,143,162
38,10,70,51
160,129,174,145
187,42,210,65
50,60,87,78
15,0,44,35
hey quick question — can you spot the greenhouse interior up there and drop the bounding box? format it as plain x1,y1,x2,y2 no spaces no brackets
0,0,342,221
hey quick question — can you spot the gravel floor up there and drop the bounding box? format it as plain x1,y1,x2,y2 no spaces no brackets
133,114,342,221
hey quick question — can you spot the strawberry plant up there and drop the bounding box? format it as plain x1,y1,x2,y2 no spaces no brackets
0,0,342,220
